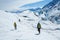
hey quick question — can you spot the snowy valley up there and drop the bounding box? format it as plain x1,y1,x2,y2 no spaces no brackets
0,9,60,40
0,0,60,40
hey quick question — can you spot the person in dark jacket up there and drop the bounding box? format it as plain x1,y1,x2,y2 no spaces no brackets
19,19,20,22
14,22,17,30
37,23,41,34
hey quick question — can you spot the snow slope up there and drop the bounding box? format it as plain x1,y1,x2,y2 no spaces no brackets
0,10,60,40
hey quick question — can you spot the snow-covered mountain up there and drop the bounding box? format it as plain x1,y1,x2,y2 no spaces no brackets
47,1,60,24
6,8,41,13
42,0,60,12
5,8,42,17
5,0,60,24
42,0,60,24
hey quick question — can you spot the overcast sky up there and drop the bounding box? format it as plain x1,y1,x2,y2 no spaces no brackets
0,0,52,11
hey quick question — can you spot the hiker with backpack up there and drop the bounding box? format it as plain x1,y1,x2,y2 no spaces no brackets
37,22,41,34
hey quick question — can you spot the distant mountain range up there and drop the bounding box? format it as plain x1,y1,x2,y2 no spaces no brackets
5,0,60,24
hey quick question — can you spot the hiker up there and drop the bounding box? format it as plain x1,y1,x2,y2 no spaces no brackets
14,22,17,30
19,19,20,22
37,23,41,34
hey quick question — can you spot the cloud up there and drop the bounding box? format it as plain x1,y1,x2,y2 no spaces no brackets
0,0,43,10
20,0,52,10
